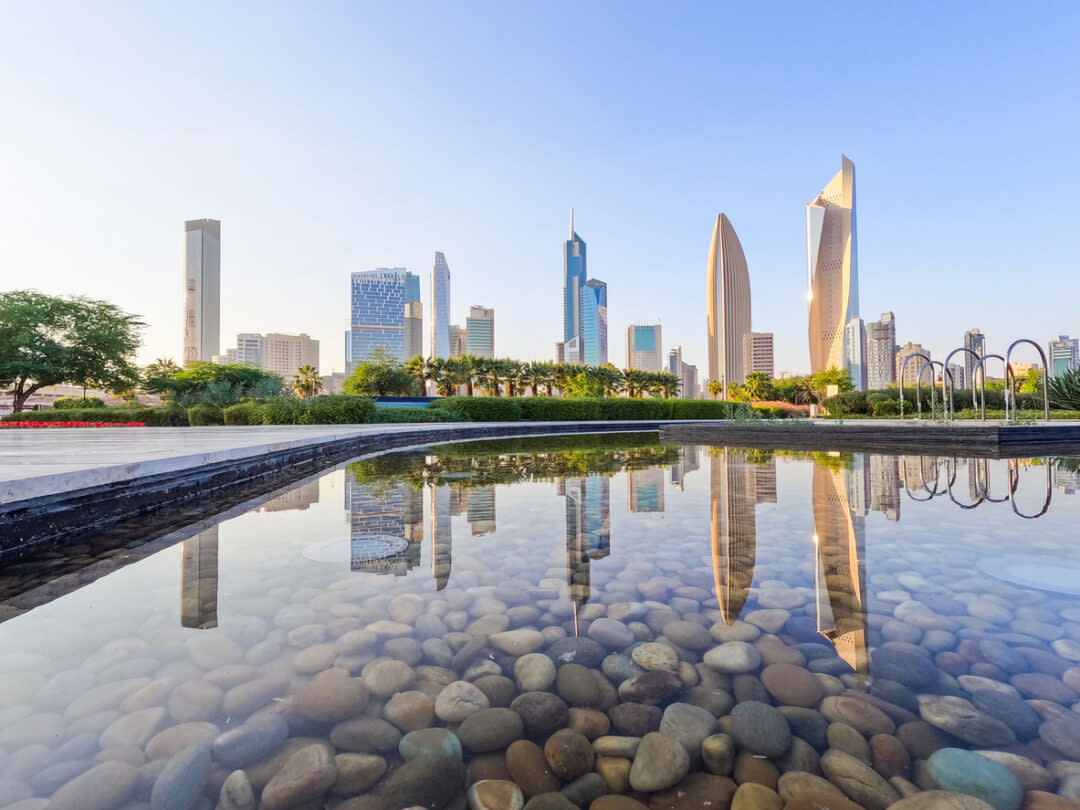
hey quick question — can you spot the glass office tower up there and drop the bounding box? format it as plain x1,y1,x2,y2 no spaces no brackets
348,268,407,368
564,209,587,343
581,279,608,366
183,218,221,364
431,252,452,359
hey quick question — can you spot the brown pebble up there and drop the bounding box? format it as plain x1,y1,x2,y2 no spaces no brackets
870,733,910,780
545,729,594,781
507,739,561,797
732,782,782,810
569,708,611,740
647,772,736,810
590,796,649,810
733,749,779,790
469,752,513,785
596,757,631,794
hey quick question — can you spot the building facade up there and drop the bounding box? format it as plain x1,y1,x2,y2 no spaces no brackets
668,346,699,399
742,332,775,379
564,209,587,344
706,213,752,395
626,324,662,371
896,341,931,388
449,325,465,359
430,252,452,359
183,218,221,364
348,268,407,369
235,333,263,367
964,329,986,386
403,302,423,360
844,317,867,390
807,156,860,380
1050,335,1079,378
262,333,319,379
465,306,495,358
581,279,608,366
866,312,896,390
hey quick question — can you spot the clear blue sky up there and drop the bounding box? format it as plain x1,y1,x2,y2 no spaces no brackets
1,2,1077,376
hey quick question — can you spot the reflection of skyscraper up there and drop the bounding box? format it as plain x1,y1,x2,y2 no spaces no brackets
869,454,900,522
430,485,452,590
899,455,926,491
180,527,218,629
812,464,868,680
1056,465,1080,495
845,453,869,517
628,468,665,512
563,476,611,615
449,485,467,516
467,487,496,536
260,480,320,512
753,457,778,504
403,485,424,542
710,450,757,624
670,445,701,491
346,477,412,575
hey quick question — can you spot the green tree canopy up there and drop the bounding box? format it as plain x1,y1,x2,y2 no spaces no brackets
344,348,417,396
144,361,284,406
809,367,854,403
742,371,775,401
0,290,144,412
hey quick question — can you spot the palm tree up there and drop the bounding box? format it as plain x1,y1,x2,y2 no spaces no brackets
404,355,428,394
624,369,650,398
450,356,474,396
293,365,322,398
656,371,681,399
145,357,181,379
530,362,556,396
594,364,624,397
707,379,724,400
426,358,457,397
505,359,529,397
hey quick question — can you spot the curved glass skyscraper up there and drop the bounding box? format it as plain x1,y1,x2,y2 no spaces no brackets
564,209,587,343
706,213,751,395
430,252,452,359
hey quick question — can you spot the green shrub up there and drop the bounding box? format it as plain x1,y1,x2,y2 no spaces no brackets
872,399,900,417
223,402,264,425
672,399,754,419
1,406,188,425
261,397,304,425
142,405,189,426
430,397,523,422
751,405,784,419
187,403,224,426
53,396,106,410
822,390,870,416
297,394,377,425
599,398,672,420
517,397,602,421
371,407,460,423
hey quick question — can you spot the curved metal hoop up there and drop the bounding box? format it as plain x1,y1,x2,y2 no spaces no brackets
1007,459,1053,519
942,347,983,420
1004,339,1051,421
924,456,949,496
916,361,951,420
898,352,931,419
974,457,1009,502
945,457,984,509
970,354,1006,421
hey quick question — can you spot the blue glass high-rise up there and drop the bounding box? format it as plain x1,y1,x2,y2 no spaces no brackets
581,279,608,366
348,268,407,369
564,210,587,343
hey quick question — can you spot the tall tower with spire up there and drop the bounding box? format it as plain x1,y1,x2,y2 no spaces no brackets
564,208,587,350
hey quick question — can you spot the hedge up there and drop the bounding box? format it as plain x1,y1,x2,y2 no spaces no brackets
226,395,381,425
1,406,189,426
223,402,264,425
371,407,460,423
823,387,1046,417
431,396,758,422
53,396,106,410
429,397,524,422
187,403,224,426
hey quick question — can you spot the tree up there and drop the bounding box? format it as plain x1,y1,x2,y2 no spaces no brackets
655,371,681,399
594,364,625,397
344,348,416,396
565,372,605,398
742,371,775,401
530,362,556,396
707,379,723,400
293,365,322,398
145,357,181,379
144,361,284,406
809,367,854,403
404,355,428,393
0,291,144,412
1018,368,1043,395
623,369,650,398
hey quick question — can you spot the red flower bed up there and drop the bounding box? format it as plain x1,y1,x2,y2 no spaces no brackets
0,421,146,429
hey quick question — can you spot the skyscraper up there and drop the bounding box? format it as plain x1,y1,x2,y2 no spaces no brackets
465,306,495,358
964,329,986,387
844,317,867,390
348,268,408,369
896,342,931,387
706,214,752,396
807,157,860,379
404,302,423,360
581,279,608,366
234,333,263,367
628,468,664,512
564,209,587,344
867,313,897,390
430,252,452,359
262,333,319,380
626,324,662,371
449,325,465,359
1050,335,1079,378
183,219,221,364
743,333,775,379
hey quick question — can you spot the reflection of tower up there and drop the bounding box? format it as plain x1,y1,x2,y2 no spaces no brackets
467,487,496,536
628,468,665,512
710,450,757,624
260,480,320,512
753,457,778,504
430,485,453,591
403,485,424,542
846,454,870,517
346,478,411,575
563,476,611,618
180,527,218,629
449,485,467,516
670,445,701,491
869,455,900,522
899,456,925,491
812,463,869,680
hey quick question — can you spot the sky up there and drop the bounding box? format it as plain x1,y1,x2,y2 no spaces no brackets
1,2,1078,377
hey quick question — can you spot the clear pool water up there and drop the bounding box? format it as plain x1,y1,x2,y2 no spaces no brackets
3,435,1080,810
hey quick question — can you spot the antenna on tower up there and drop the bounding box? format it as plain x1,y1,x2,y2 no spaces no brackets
570,207,574,239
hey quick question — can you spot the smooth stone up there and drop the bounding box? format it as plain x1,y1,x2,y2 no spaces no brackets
458,708,524,753
820,749,901,810
588,619,635,648
294,668,370,722
627,732,689,792
872,648,939,689
821,696,896,736
516,654,557,692
333,753,387,795
886,792,995,809
212,713,289,767
828,722,870,762
616,671,683,705
869,733,910,779
777,771,847,802
1012,672,1079,704
379,754,466,809
217,769,255,810
362,658,417,697
780,706,829,749
630,644,678,672
144,723,218,761
734,748,780,789
150,744,211,810
259,743,336,809
589,797,649,810
167,681,223,723
1039,713,1080,758
608,703,661,737
522,793,576,810
701,733,734,776
731,782,782,810
761,663,825,708
593,736,641,758
101,707,168,748
602,654,644,684
919,696,1017,746
729,701,791,757
506,740,561,797
663,621,712,651
544,729,594,781
926,747,1022,810
384,690,436,732
437,681,491,722
473,674,516,708
659,702,716,760
704,642,762,674
330,717,402,753
468,779,525,810
400,728,463,761
568,707,610,740
547,637,607,668
556,664,600,707
710,621,761,643
511,691,569,736
970,691,1041,740
491,630,546,656
46,761,139,810
187,635,244,668
560,771,605,807
975,751,1054,792
222,676,289,717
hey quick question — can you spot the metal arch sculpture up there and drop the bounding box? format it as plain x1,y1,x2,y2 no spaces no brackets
970,353,1006,421
924,455,950,496
1004,339,1051,421
942,347,983,421
974,457,1009,503
944,457,984,509
898,352,931,419
916,361,951,420
901,455,940,501
1007,459,1053,519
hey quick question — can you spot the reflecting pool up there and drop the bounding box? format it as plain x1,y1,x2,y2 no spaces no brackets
4,435,1080,810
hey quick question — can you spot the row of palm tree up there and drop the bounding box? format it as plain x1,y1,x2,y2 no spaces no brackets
403,355,683,399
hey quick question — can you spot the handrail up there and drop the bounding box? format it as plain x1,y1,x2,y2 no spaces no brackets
897,352,931,419
1007,459,1053,519
924,455,949,496
970,353,1005,421
945,457,983,509
916,361,951,420
974,457,1009,502
1004,339,1051,421
942,347,983,420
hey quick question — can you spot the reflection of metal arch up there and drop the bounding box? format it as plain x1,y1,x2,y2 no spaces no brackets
902,456,939,501
1007,460,1053,519
971,354,1006,421
974,457,1009,503
898,352,931,419
945,458,983,509
942,347,982,420
917,361,951,420
1004,339,1051,421
923,456,949,496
